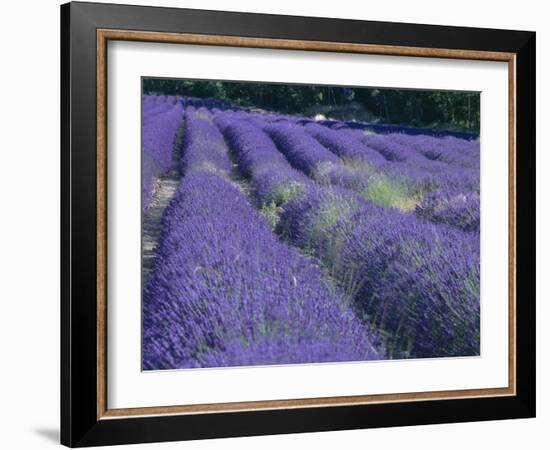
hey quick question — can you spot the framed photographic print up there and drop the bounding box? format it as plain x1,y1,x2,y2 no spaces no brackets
60,1,536,447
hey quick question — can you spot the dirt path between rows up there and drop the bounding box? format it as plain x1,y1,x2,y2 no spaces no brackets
142,121,185,289
141,174,180,288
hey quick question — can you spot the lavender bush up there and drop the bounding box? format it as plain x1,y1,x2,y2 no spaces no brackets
304,122,388,166
415,187,480,232
388,133,480,169
263,122,340,175
180,107,233,176
215,114,310,206
263,121,378,194
141,98,184,212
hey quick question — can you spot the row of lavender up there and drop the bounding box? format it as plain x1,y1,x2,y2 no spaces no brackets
141,96,183,212
142,95,480,367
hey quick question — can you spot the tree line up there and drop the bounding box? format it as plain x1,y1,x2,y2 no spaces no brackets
143,78,480,132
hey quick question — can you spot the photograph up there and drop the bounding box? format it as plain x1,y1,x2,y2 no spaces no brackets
55,1,536,447
141,78,481,370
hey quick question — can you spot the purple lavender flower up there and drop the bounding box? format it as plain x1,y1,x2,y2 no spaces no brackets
388,133,480,169
358,133,479,195
263,122,340,175
416,187,480,232
180,107,233,176
215,115,310,205
304,122,388,166
141,99,184,212
263,121,379,193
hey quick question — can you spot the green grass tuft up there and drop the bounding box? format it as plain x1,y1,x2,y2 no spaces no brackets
260,202,281,229
362,176,420,211
271,181,305,205
341,158,371,170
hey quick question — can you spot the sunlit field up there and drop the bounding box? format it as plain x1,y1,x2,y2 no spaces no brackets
141,88,480,370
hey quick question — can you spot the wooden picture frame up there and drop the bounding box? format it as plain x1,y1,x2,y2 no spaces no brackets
61,1,535,447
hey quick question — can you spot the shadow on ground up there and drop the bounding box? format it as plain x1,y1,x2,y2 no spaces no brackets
34,428,59,444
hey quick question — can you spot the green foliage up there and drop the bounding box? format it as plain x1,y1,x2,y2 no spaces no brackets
362,176,421,211
260,202,281,230
271,181,305,205
143,78,480,132
353,88,480,132
260,182,305,230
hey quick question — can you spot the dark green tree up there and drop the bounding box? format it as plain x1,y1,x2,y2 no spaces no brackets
143,78,479,132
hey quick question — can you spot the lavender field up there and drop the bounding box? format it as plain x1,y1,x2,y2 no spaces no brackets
141,93,480,370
